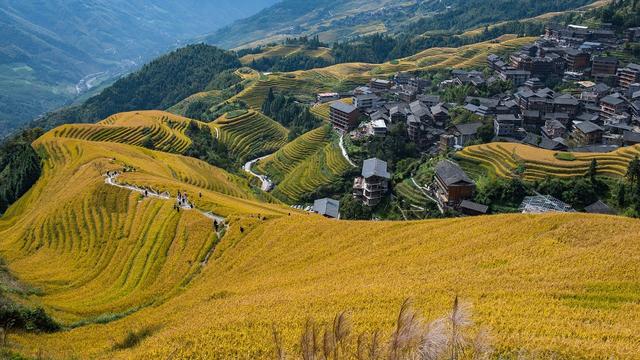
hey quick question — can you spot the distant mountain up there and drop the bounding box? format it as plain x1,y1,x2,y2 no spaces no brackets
203,0,596,49
0,0,277,137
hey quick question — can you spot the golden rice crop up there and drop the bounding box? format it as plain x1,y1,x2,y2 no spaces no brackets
457,142,640,181
8,210,640,359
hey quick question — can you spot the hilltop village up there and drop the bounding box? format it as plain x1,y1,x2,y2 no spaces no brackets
312,23,640,219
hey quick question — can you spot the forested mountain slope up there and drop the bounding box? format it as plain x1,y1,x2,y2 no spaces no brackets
204,0,596,49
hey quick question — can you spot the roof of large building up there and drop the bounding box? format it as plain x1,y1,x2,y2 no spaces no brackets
459,200,489,214
601,95,624,105
362,158,391,179
496,114,520,122
455,122,483,136
623,131,640,144
584,200,615,215
435,160,474,186
330,101,358,114
519,195,574,214
313,198,340,218
410,100,430,117
575,121,603,134
624,63,640,71
554,94,579,106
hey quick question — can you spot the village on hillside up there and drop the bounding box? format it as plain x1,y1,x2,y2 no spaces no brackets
311,23,640,220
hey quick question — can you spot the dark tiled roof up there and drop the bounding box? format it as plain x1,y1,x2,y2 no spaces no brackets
575,121,603,134
539,138,566,150
455,122,483,136
435,160,474,186
626,63,640,71
584,200,615,215
459,200,489,214
362,158,391,179
601,95,624,105
623,131,640,143
330,102,358,114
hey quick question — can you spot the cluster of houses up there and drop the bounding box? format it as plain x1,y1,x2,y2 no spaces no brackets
481,24,640,151
313,22,640,218
325,75,451,154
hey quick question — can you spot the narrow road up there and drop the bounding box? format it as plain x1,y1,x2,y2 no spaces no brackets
339,132,356,167
243,155,274,191
214,127,220,140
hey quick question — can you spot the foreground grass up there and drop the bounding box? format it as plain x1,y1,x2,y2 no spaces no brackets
7,208,640,359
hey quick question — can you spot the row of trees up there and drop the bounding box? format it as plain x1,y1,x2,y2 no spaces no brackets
184,121,235,171
250,54,332,72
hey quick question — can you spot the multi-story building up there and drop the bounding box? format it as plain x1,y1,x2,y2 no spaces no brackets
353,158,391,206
499,69,531,86
317,92,340,103
572,121,603,145
369,78,392,92
564,49,590,71
626,27,640,42
600,95,628,119
553,94,581,117
330,102,360,131
353,93,380,109
433,160,476,209
618,63,640,91
494,114,523,137
591,56,618,85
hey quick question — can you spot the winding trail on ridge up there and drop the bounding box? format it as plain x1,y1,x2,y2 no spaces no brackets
104,172,226,224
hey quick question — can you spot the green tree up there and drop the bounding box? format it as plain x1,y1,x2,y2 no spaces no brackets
589,159,598,183
141,136,155,150
339,195,372,220
617,183,627,208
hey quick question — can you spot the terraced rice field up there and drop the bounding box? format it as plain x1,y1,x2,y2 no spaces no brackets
271,137,354,202
10,209,640,359
254,125,332,183
230,36,533,112
166,90,223,116
0,133,290,326
239,45,334,65
395,179,429,208
456,142,640,181
52,111,193,153
2,124,640,359
214,110,289,162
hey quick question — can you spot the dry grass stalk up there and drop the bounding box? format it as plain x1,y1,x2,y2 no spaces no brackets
272,324,286,360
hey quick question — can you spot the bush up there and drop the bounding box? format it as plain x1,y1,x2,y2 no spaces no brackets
113,326,155,350
0,304,60,333
555,152,576,161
